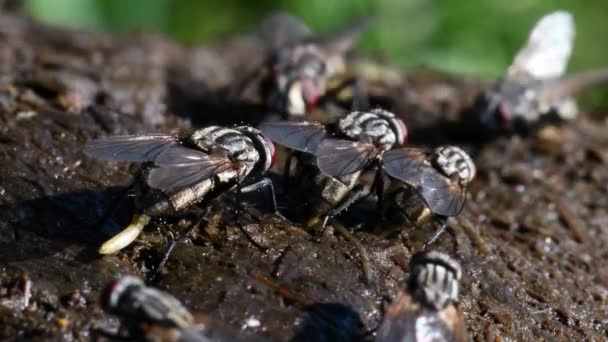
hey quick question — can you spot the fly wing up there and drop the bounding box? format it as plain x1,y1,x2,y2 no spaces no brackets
146,145,234,192
84,134,178,162
382,148,430,187
259,121,326,154
318,16,377,54
316,139,378,178
259,12,313,50
418,167,466,217
507,11,574,80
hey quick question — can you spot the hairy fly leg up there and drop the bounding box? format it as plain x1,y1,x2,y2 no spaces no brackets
319,184,367,231
149,208,211,282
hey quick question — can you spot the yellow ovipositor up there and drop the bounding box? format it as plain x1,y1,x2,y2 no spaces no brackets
98,214,151,255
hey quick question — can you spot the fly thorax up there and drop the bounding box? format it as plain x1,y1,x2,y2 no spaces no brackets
432,146,475,185
512,87,543,122
191,127,259,179
338,110,398,146
408,252,462,311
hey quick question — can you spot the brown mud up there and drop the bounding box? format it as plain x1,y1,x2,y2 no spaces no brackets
0,13,607,341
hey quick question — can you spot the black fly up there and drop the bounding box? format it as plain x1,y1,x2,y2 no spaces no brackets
84,126,276,255
376,251,468,342
479,10,608,130
260,108,407,230
381,146,475,247
237,12,376,118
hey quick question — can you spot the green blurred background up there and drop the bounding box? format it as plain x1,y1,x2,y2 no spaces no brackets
23,0,608,106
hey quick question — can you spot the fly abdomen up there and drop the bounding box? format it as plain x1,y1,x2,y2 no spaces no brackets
383,185,428,226
144,178,216,216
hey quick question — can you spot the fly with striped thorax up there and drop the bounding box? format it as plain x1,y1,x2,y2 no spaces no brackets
260,108,408,232
235,12,376,119
84,126,278,260
376,251,468,342
380,145,476,248
101,276,269,342
478,10,608,131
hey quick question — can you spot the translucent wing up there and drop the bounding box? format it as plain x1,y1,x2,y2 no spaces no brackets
259,12,313,50
418,167,466,217
147,146,234,192
382,148,431,187
383,148,465,217
84,134,178,162
316,139,378,178
259,121,326,154
318,16,377,54
507,11,574,80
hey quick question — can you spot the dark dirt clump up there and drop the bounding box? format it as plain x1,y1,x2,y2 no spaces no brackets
1,13,607,341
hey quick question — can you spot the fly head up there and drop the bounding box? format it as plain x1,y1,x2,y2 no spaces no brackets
271,44,330,116
236,126,276,175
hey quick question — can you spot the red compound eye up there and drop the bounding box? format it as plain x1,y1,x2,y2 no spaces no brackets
394,118,409,145
100,280,120,310
498,103,512,126
263,136,277,167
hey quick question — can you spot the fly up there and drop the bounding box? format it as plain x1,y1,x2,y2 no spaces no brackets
84,126,277,256
376,251,468,342
260,108,408,230
102,276,193,331
479,10,608,130
101,276,268,341
381,146,475,247
236,12,376,118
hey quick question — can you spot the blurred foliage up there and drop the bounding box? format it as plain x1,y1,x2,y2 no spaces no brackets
23,0,608,107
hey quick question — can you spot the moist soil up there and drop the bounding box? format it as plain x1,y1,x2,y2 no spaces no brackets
1,13,607,341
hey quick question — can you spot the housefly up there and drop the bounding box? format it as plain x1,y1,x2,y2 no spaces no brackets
376,251,468,342
238,12,376,118
101,276,268,342
381,146,475,246
84,126,276,255
479,10,608,129
102,276,194,330
260,108,407,229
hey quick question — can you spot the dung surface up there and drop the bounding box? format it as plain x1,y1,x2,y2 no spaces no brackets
0,14,607,341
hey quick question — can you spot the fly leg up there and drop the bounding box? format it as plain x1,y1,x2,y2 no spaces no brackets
282,152,295,195
333,223,375,288
241,177,291,223
422,216,458,250
325,77,369,111
149,209,210,282
319,184,367,230
350,77,369,111
372,167,384,224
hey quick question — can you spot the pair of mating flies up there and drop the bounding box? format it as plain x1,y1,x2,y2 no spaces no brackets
251,11,608,130
84,109,474,258
102,251,466,341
